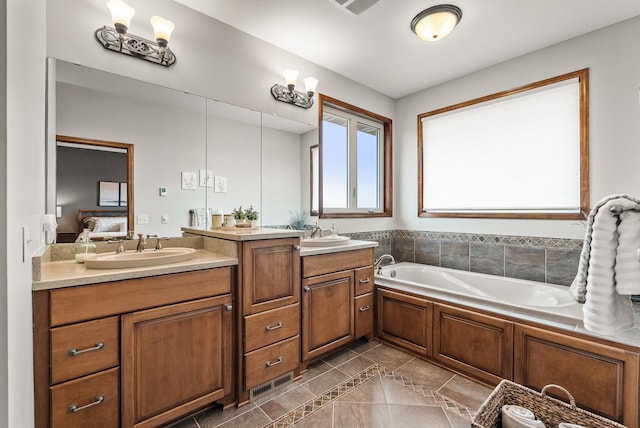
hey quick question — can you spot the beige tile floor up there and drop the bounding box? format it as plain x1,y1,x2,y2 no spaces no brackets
167,340,493,428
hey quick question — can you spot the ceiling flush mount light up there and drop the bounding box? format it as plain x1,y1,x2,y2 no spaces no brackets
95,0,176,67
410,4,462,42
271,69,319,109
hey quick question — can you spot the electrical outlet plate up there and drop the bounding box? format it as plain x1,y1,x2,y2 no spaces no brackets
159,187,167,196
161,215,169,224
137,214,149,224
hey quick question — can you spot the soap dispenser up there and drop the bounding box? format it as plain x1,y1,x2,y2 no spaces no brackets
75,228,96,263
330,223,338,236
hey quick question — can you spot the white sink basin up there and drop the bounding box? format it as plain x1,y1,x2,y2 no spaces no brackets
84,248,196,269
301,236,351,247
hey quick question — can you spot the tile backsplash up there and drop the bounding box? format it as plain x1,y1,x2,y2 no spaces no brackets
344,230,583,287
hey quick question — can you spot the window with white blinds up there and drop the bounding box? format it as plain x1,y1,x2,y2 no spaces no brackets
418,69,589,219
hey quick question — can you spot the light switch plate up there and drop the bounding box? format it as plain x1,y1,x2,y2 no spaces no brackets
137,214,149,224
161,214,169,224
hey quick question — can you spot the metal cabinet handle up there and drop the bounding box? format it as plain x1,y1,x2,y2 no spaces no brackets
224,304,233,311
359,278,371,284
359,305,371,312
265,321,283,332
303,286,311,292
68,342,104,357
265,356,283,368
293,245,301,251
68,395,104,413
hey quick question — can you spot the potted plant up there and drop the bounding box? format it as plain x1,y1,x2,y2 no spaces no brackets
244,205,259,228
231,206,246,226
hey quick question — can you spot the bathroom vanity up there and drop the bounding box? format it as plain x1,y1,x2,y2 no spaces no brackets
32,231,379,427
300,247,375,366
32,244,237,428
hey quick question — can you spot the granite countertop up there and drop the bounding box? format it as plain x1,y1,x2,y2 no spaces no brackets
33,249,237,291
300,239,378,256
182,226,304,241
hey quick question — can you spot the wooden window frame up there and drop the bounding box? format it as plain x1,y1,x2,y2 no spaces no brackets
417,69,589,220
318,94,393,219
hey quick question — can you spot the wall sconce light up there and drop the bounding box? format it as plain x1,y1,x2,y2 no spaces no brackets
410,4,462,42
95,0,176,67
270,69,319,109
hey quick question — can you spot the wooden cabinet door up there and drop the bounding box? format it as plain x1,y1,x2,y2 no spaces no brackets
514,324,639,426
376,288,432,357
302,270,354,361
121,295,233,428
354,292,374,340
433,303,513,384
242,238,300,315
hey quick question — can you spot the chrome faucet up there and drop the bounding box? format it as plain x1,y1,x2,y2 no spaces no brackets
153,236,169,250
374,254,396,274
108,239,126,254
136,234,147,252
310,224,324,238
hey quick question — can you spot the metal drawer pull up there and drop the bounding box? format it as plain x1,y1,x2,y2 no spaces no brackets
359,278,371,284
265,356,284,368
294,245,301,251
68,395,104,413
68,342,104,357
359,305,371,312
265,321,283,332
224,304,233,311
303,286,311,292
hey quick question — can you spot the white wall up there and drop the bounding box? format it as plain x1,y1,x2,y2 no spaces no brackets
4,0,46,426
395,16,640,239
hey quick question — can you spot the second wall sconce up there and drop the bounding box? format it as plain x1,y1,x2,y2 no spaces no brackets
271,69,319,109
95,0,176,67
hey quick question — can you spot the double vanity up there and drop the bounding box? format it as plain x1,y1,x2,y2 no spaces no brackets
32,228,377,428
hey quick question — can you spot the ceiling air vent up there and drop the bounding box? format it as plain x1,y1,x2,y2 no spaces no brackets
329,0,380,15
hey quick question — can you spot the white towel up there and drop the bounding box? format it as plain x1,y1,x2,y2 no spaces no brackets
569,194,640,335
189,208,212,228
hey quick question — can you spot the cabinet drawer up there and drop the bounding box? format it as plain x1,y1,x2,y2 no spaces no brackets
302,248,374,278
354,266,374,296
50,267,231,326
51,316,119,384
245,303,300,352
51,367,119,428
355,293,374,339
244,335,300,390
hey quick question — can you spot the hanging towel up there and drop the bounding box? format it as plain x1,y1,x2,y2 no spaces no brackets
569,194,640,335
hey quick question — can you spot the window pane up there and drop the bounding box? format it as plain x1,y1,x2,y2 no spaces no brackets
356,122,379,208
322,113,349,208
421,76,582,214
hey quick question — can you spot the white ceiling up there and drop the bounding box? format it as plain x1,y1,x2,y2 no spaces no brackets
174,0,640,99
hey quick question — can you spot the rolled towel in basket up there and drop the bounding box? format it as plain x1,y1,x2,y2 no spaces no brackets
558,423,587,428
501,405,545,428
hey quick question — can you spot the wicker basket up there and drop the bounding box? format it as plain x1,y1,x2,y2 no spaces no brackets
471,380,626,428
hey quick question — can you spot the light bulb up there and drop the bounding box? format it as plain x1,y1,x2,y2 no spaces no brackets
107,0,135,33
150,16,175,47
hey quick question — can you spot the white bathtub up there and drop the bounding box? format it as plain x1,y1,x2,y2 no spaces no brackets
375,262,584,324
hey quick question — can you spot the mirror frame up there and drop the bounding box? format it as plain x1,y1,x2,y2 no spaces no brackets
56,134,135,232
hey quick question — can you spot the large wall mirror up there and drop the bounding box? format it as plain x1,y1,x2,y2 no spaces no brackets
48,58,317,241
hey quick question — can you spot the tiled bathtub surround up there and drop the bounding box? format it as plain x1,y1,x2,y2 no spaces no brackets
344,230,583,287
